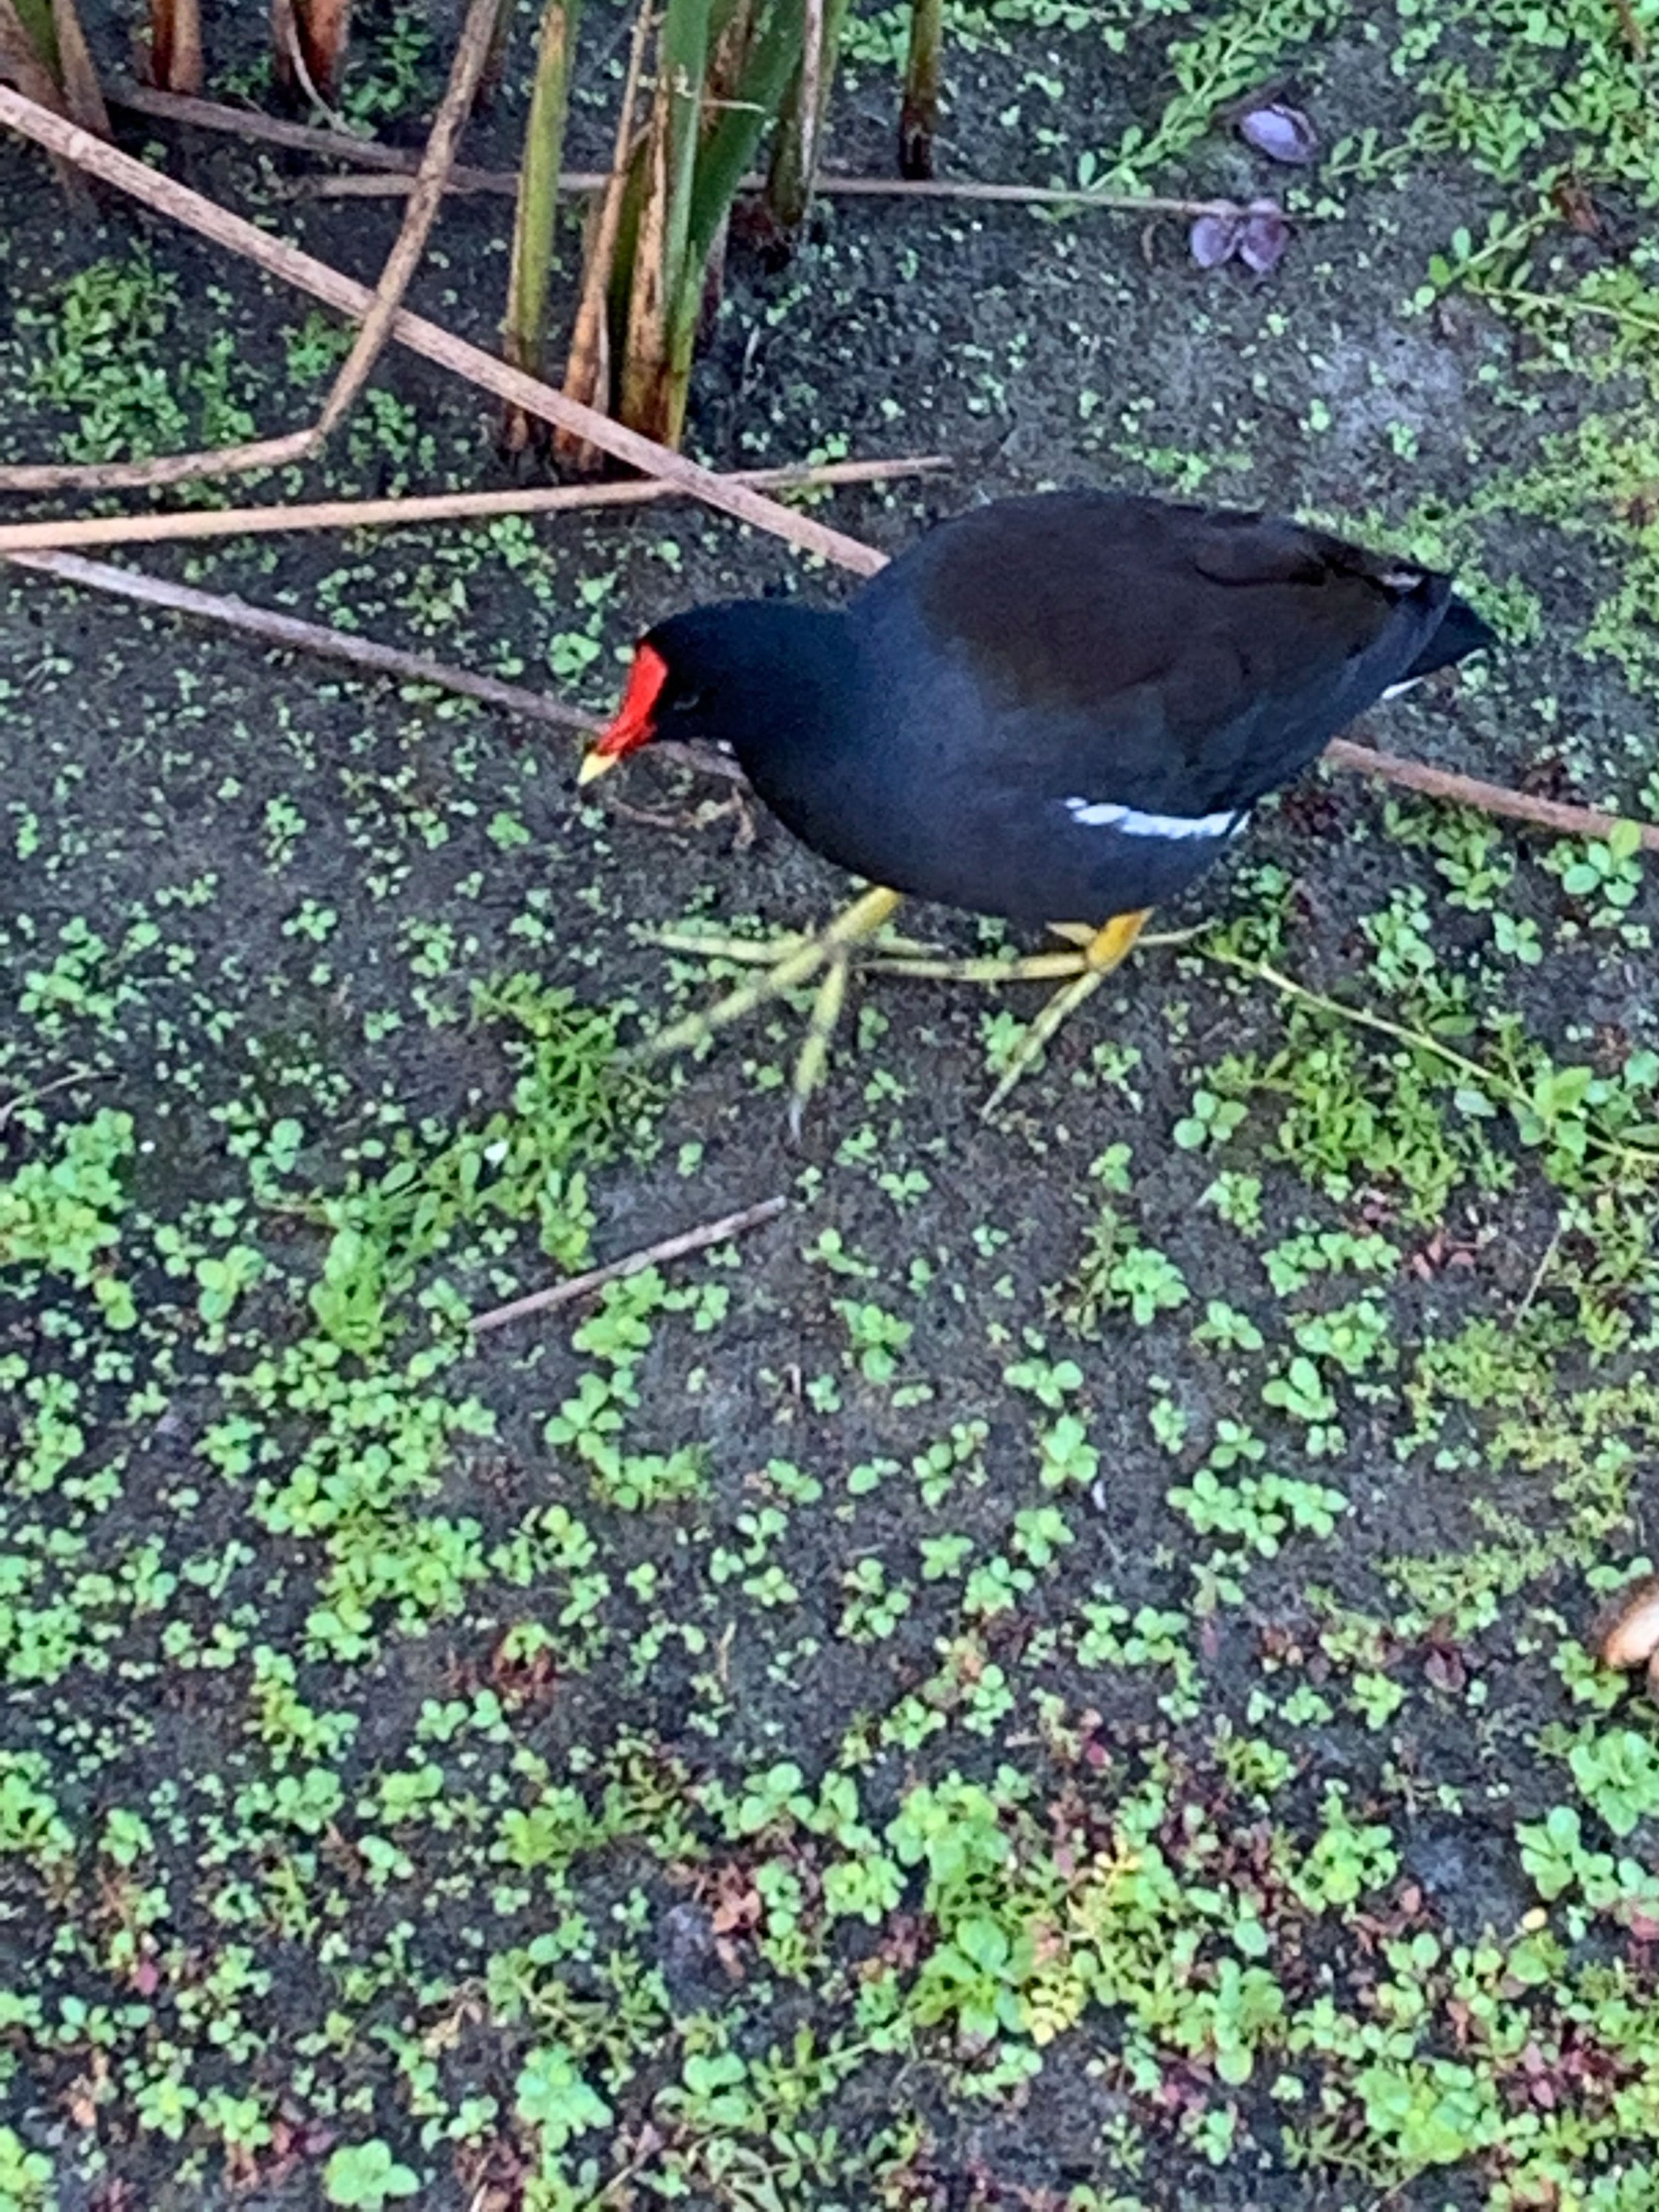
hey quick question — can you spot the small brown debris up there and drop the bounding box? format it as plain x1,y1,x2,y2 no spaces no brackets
1591,1575,1659,1672
1551,176,1603,236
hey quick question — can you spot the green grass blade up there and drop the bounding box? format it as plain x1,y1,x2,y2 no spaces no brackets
656,0,716,309
899,0,941,179
503,0,581,419
764,0,847,232
620,0,715,443
687,0,805,267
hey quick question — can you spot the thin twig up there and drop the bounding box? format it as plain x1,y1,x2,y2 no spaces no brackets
0,85,888,576
271,0,353,127
0,422,316,498
1202,945,1659,1175
5,548,602,732
3,552,784,782
1205,946,1516,1092
470,1195,787,1333
108,75,449,164
0,454,947,557
0,0,497,498
315,0,502,438
0,1064,100,1136
107,81,1239,214
1512,1213,1563,1323
285,167,602,198
1325,735,1659,854
288,166,1239,216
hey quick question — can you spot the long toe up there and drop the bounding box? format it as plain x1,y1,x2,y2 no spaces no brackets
638,933,831,1062
633,888,907,1127
648,926,814,963
788,952,854,1143
981,966,1112,1118
866,948,1094,984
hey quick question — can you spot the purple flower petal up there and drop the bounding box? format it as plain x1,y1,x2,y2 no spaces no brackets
1238,199,1291,273
1189,208,1243,268
1240,102,1317,165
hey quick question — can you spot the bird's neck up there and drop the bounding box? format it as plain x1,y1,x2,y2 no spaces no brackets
719,607,865,774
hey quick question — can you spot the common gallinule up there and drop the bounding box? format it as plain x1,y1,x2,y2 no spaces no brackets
579,490,1494,1127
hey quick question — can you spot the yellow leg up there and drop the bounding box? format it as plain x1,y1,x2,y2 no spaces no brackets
867,916,1196,983
638,885,905,1130
979,909,1153,1118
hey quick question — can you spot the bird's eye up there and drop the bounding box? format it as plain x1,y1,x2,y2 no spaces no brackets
669,686,706,716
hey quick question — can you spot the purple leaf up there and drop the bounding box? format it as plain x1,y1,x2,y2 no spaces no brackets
1189,208,1243,268
1240,102,1317,165
1239,199,1291,273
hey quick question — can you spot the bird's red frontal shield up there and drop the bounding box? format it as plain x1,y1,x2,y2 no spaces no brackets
577,642,669,784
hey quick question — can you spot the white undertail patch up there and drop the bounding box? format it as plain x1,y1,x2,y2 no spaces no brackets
1064,796,1244,842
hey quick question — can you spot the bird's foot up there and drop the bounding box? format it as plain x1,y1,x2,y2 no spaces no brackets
638,885,907,1138
974,912,1150,1117
864,918,1198,984
867,911,1201,1115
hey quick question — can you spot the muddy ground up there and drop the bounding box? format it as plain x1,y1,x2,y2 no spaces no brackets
3,0,1659,2205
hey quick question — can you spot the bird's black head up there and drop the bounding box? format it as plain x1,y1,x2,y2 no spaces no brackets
577,601,847,787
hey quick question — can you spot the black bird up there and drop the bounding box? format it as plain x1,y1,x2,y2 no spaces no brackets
579,490,1494,1126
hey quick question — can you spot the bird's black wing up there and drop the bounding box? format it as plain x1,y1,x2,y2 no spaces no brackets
851,491,1473,817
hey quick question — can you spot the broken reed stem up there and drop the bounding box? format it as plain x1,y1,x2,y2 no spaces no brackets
146,0,203,94
0,0,495,498
0,84,888,574
51,0,110,131
0,454,948,556
104,80,1236,214
274,0,354,108
469,1195,787,1333
796,0,824,195
1324,736,1659,855
0,0,108,194
555,0,650,467
764,0,850,232
899,0,942,180
5,547,603,732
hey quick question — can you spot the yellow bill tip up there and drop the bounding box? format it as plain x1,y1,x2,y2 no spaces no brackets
576,748,618,788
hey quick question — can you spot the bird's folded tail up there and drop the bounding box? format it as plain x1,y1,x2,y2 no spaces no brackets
1404,593,1497,682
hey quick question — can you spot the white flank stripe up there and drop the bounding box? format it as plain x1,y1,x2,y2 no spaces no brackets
1380,676,1423,701
1064,794,1240,841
